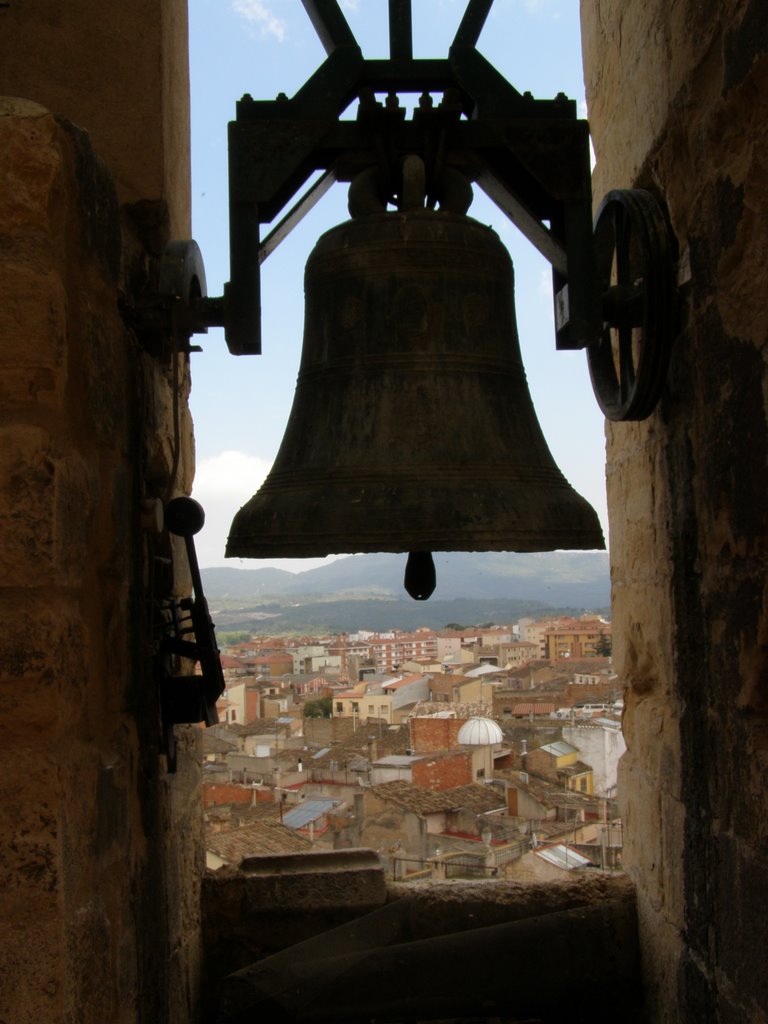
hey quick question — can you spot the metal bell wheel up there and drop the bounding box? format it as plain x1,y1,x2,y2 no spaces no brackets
588,189,677,421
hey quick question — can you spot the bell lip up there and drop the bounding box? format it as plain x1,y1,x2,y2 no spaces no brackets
226,489,606,560
225,536,607,559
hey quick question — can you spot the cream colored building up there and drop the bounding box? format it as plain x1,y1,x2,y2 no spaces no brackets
332,674,431,725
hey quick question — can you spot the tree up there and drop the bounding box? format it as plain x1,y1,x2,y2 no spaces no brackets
304,697,332,719
216,631,251,646
595,632,612,657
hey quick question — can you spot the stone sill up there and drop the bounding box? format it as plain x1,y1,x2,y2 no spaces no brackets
202,848,641,1022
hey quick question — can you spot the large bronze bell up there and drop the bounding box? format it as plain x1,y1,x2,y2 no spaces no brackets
227,208,604,581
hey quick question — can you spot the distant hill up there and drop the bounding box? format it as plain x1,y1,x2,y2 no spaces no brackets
211,597,573,634
202,550,610,633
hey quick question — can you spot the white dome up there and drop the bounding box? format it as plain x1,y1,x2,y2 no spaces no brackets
457,717,503,746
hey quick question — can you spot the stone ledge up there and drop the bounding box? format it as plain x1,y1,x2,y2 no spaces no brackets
241,846,379,875
216,872,642,1024
202,852,638,1022
202,848,389,1018
225,848,386,908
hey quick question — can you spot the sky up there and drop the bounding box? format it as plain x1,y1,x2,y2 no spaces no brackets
187,0,607,570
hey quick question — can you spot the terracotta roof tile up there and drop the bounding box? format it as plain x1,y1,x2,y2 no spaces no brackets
202,732,238,754
510,703,556,715
440,783,506,814
207,819,312,864
369,779,504,816
369,780,454,815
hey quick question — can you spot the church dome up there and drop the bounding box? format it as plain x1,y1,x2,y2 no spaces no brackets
457,717,504,746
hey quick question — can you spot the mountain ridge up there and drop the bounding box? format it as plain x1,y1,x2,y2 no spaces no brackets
202,550,610,607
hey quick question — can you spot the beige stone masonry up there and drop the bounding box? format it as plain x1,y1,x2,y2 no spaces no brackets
581,0,768,1019
0,103,200,1024
0,2,191,235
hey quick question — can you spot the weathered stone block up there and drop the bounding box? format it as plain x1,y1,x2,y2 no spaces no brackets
0,596,89,735
0,759,59,905
0,425,56,581
238,848,386,910
0,426,102,587
0,918,64,1024
79,310,134,452
0,266,67,385
52,449,100,581
0,99,62,236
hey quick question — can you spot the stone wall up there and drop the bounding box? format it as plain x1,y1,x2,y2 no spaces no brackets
580,1,768,1019
0,0,191,236
0,100,200,1024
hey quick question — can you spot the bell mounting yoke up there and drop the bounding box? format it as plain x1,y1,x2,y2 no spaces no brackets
221,0,598,356
163,0,677,421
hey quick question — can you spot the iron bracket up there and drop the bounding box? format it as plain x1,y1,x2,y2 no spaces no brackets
157,497,225,772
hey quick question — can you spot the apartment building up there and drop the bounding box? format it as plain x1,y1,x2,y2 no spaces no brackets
365,630,438,672
544,620,611,661
333,674,431,725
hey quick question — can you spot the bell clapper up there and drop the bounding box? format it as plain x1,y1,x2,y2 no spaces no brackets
404,551,437,601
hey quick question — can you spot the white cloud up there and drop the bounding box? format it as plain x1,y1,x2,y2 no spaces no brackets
232,0,286,41
193,449,270,500
191,450,270,566
190,450,345,572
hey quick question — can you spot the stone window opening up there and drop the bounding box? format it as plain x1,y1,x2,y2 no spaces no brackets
3,3,766,1022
